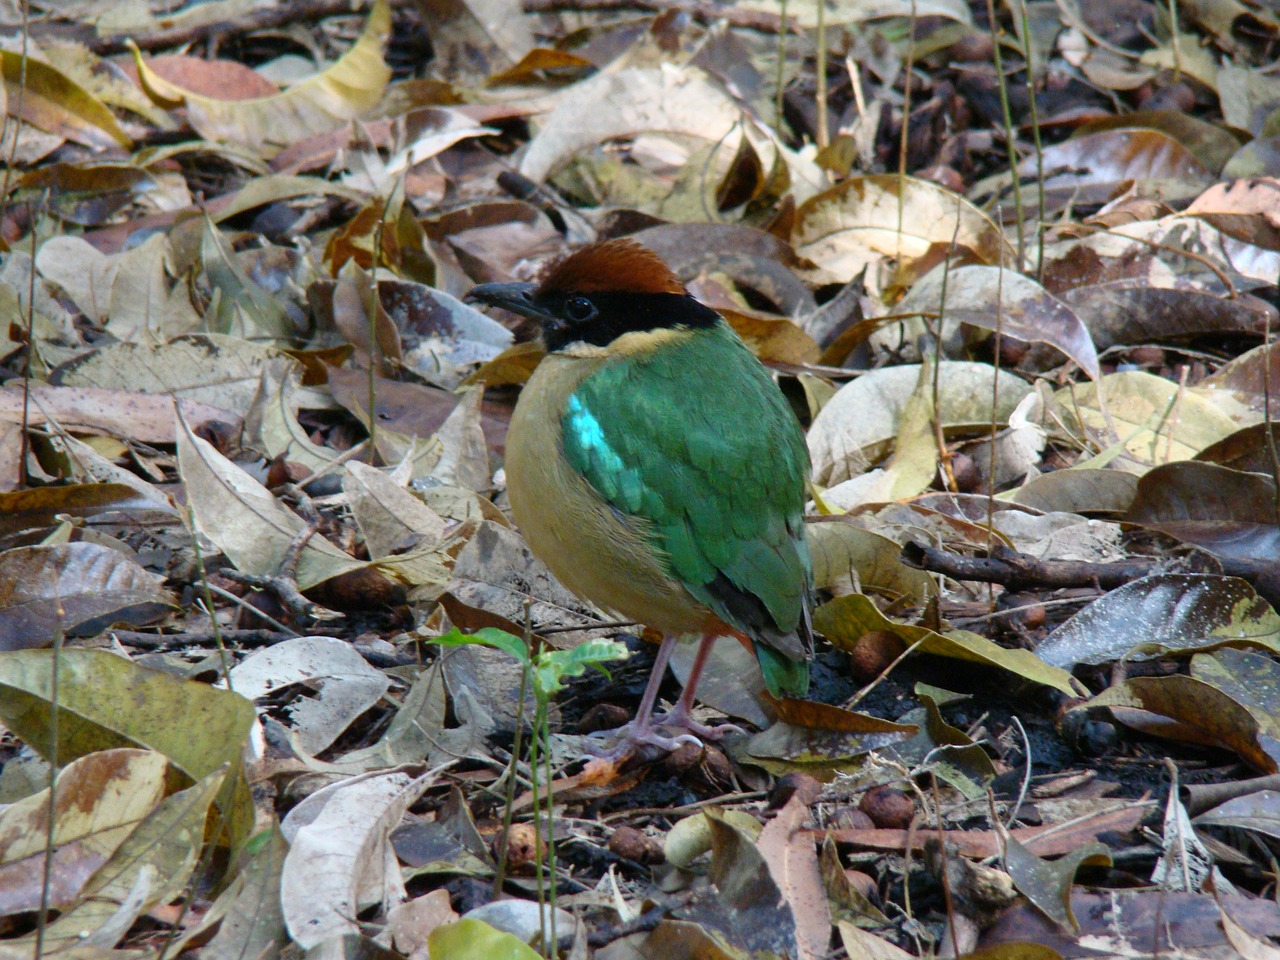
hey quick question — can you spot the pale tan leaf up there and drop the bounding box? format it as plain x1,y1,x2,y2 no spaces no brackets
808,362,1032,486
793,174,1013,283
176,409,364,590
281,769,439,948
224,636,390,755
50,334,287,419
756,795,832,960
345,460,447,560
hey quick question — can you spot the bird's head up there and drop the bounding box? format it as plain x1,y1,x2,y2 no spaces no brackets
465,238,719,353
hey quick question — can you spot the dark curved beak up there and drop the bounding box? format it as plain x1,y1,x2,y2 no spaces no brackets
465,282,554,325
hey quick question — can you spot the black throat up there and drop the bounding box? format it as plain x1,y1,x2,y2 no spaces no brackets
540,291,720,353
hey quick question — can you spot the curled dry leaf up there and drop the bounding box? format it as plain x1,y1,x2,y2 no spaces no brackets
0,748,168,916
633,221,816,316
1,382,236,445
51,333,288,419
1192,648,1280,750
746,698,918,770
806,516,938,602
344,460,447,560
793,174,1013,284
520,65,741,184
223,636,391,755
519,64,823,204
0,483,171,540
32,768,227,953
1197,422,1280,474
176,409,365,591
736,0,971,26
808,362,1031,486
755,795,832,960
1025,128,1214,203
168,827,287,960
1073,673,1280,773
895,264,1099,378
241,357,338,473
1075,110,1246,175
130,0,392,155
817,592,1084,696
0,648,255,846
662,810,801,958
280,768,439,948
1059,283,1276,354
0,50,131,150
1002,834,1112,931
1049,370,1240,466
1201,340,1280,421
1010,467,1138,515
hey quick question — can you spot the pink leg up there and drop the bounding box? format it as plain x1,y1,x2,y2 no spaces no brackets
584,636,701,758
654,634,745,741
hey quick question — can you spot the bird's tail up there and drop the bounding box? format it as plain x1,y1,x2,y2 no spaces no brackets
755,644,810,699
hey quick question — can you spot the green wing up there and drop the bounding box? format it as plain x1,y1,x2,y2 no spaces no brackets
562,322,812,695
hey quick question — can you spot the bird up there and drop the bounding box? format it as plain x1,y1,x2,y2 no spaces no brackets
466,238,813,756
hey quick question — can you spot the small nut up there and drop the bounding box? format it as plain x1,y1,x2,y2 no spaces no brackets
849,631,905,682
497,822,541,873
1128,345,1165,367
608,825,664,865
948,31,994,61
845,869,878,899
1017,604,1046,630
860,786,915,829
768,772,823,809
661,741,703,775
947,453,980,493
577,703,630,734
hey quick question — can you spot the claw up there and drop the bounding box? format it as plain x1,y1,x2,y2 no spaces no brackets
653,703,745,742
581,720,702,761
580,706,744,761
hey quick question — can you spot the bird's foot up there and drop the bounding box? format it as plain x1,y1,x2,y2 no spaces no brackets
582,708,744,761
582,719,702,761
652,703,745,742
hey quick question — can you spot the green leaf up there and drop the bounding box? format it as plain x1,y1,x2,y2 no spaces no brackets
428,918,541,960
533,638,630,695
429,627,529,664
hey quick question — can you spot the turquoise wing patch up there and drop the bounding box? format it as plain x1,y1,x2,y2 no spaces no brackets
560,322,811,645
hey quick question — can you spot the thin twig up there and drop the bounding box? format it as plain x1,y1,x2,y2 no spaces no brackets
90,0,366,54
522,0,802,33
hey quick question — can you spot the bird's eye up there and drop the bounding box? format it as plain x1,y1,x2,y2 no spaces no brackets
564,296,597,322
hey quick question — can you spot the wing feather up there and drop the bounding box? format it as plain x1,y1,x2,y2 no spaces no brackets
561,322,812,669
